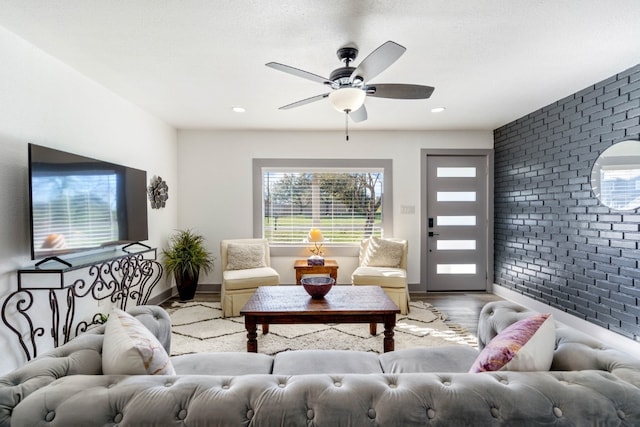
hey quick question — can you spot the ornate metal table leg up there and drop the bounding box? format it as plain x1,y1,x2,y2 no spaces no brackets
1,290,43,361
62,287,75,344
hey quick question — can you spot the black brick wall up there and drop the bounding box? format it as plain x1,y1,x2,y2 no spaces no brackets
494,64,640,340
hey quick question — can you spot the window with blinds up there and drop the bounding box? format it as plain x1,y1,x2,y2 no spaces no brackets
254,159,392,246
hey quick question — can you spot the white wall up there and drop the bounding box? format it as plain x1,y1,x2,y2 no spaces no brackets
177,129,493,286
0,26,178,374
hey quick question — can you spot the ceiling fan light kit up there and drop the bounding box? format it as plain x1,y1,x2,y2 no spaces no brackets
328,87,366,112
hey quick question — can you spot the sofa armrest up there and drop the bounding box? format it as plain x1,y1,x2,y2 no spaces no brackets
0,304,171,427
477,301,533,350
552,325,640,388
477,301,640,387
0,333,103,427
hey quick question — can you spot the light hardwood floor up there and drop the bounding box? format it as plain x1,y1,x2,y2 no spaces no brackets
414,292,504,336
164,291,503,337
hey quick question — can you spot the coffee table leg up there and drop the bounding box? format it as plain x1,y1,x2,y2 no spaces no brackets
245,316,258,352
383,315,395,352
369,322,377,335
262,323,269,334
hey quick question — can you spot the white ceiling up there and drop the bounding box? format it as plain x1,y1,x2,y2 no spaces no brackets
2,1,640,131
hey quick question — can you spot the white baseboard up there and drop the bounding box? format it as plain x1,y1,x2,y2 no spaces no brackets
493,284,640,359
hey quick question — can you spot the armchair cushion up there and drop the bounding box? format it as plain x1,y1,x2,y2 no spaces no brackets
363,236,404,267
225,243,267,270
222,267,280,290
350,266,407,288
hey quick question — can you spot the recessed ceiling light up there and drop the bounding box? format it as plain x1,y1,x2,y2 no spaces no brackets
232,106,246,113
431,107,446,113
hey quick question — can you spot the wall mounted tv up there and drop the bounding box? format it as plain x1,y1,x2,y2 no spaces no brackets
28,143,149,261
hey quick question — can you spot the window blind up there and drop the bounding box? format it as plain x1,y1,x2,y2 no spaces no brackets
262,170,384,244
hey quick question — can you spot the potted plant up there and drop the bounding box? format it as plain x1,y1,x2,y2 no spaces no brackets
162,229,215,301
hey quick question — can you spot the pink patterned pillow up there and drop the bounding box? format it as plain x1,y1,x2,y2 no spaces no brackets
469,313,555,373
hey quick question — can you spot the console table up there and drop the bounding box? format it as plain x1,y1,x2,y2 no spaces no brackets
1,247,162,360
294,259,339,284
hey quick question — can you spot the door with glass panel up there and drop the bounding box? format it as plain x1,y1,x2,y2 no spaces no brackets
426,155,488,291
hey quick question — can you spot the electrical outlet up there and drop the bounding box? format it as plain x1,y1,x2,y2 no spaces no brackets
400,205,415,214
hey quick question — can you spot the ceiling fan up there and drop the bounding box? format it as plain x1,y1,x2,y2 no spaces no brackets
266,41,435,124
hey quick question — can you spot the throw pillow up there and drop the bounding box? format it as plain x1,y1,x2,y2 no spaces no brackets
469,313,555,373
103,308,175,375
363,237,405,267
225,243,267,270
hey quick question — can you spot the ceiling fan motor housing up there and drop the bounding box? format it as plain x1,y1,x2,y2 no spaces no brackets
332,47,363,86
330,67,359,86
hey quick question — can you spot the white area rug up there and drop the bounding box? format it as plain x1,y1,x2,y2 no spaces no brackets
166,301,478,356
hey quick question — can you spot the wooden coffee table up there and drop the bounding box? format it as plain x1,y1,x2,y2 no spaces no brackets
239,285,400,353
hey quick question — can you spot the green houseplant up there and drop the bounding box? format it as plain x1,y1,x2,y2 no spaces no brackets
162,229,215,301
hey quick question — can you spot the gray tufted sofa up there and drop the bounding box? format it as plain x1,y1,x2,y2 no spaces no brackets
1,301,640,426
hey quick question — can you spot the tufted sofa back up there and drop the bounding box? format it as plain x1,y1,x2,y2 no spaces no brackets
11,370,640,426
477,301,640,388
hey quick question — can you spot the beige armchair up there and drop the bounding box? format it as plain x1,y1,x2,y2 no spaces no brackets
351,237,409,314
220,238,280,317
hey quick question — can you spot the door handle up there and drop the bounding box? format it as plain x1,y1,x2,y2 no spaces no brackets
428,232,439,237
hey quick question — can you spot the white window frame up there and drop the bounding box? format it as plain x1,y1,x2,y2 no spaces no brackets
253,158,393,257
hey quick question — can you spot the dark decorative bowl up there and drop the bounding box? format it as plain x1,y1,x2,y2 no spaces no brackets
301,276,335,299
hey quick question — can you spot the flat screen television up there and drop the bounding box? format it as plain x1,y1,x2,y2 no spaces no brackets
28,143,149,261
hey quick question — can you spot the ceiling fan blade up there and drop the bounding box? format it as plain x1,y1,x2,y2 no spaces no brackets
266,62,332,85
279,93,330,110
349,41,406,83
349,105,368,122
364,83,435,99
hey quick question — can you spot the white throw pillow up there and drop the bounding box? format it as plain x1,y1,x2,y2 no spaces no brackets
363,237,405,267
102,308,175,375
226,243,267,270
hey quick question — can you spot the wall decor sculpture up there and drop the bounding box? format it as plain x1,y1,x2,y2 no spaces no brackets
147,175,169,209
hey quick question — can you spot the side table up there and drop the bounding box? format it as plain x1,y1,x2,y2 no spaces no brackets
294,259,339,284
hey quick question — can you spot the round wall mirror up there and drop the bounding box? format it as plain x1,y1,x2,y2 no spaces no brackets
591,139,640,211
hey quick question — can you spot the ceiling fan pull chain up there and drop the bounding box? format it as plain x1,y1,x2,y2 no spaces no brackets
345,110,350,141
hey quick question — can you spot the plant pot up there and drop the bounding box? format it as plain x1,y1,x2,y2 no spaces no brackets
175,271,199,301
